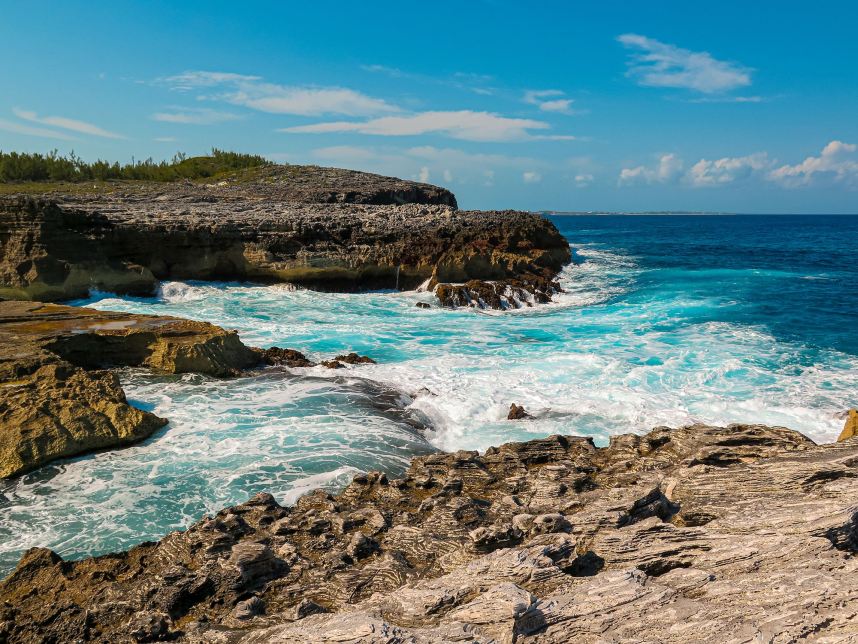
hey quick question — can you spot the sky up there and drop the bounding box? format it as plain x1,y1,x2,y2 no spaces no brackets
1,1,857,213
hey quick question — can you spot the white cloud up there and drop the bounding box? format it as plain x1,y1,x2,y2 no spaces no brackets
617,34,751,94
619,153,684,185
443,169,453,182
151,107,241,125
574,173,594,188
523,171,542,183
621,151,769,187
688,153,770,186
483,170,495,187
418,167,430,183
0,118,77,141
282,111,574,142
154,136,177,142
768,140,858,187
161,70,398,117
524,89,575,114
13,108,125,139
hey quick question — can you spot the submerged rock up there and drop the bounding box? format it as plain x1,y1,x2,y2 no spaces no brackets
260,347,316,368
2,422,856,642
0,300,259,477
508,403,531,420
333,353,376,365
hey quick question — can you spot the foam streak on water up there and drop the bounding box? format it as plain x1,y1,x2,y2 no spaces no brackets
2,215,857,575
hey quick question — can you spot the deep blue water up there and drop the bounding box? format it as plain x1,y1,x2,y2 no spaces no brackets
2,214,857,575
552,215,858,356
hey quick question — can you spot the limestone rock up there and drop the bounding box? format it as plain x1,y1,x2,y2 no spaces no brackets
0,187,570,309
3,423,856,643
838,408,858,441
0,300,259,477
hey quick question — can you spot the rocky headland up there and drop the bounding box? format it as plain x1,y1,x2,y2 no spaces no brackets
0,164,570,308
1,423,856,642
0,300,262,478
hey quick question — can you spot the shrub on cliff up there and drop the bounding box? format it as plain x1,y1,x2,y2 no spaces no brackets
0,148,270,183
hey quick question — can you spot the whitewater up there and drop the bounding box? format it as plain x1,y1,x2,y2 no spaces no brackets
2,214,856,574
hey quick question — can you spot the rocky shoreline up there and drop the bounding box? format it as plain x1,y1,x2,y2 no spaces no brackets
0,165,570,308
2,164,856,643
1,423,856,642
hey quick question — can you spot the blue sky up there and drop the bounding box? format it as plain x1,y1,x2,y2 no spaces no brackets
1,1,857,212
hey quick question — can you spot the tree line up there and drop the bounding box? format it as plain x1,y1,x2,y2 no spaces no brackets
0,149,270,182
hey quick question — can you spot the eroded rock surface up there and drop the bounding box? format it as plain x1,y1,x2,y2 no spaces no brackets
0,301,258,477
0,166,570,307
2,423,856,642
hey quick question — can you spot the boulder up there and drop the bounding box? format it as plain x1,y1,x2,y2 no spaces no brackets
838,408,858,441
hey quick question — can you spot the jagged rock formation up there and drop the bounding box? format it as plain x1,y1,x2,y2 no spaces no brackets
2,423,856,642
0,301,258,477
0,165,570,307
839,408,858,441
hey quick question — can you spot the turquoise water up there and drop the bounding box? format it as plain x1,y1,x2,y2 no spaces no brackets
2,214,857,575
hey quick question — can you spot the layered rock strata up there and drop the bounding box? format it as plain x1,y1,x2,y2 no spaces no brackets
0,301,258,477
2,423,856,642
0,166,570,307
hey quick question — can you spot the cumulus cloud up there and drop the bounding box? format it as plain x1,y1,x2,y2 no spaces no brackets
768,140,858,187
12,108,125,139
617,34,751,94
523,171,542,183
417,167,430,183
574,173,594,188
282,111,575,142
523,90,575,114
161,70,398,117
151,107,241,125
619,153,684,185
688,153,770,186
619,151,769,187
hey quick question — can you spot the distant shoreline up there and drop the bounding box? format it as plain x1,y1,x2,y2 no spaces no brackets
540,211,858,216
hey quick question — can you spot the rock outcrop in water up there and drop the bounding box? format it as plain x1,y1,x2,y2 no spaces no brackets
0,301,259,478
2,423,856,642
0,165,570,308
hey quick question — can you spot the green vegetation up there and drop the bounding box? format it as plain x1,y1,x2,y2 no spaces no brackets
0,149,270,183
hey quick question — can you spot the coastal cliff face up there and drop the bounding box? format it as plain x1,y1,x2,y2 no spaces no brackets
0,166,570,307
2,423,856,642
0,301,259,478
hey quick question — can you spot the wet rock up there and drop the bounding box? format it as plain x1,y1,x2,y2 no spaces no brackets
260,347,315,368
508,403,531,420
415,302,431,309
320,360,344,369
838,408,858,441
333,352,377,365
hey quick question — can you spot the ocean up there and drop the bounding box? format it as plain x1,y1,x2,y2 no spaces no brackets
2,214,857,574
